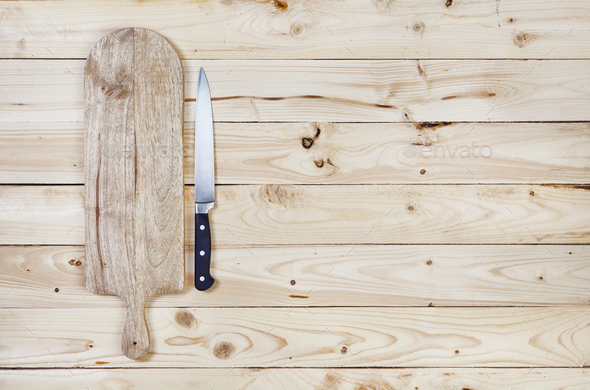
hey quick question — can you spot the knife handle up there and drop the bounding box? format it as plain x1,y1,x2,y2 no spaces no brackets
195,213,215,291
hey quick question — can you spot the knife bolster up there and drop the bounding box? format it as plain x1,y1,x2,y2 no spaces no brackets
195,202,215,214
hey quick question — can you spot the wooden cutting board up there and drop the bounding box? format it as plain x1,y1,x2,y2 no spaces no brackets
83,28,184,360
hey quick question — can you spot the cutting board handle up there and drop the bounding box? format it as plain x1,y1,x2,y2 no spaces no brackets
121,297,149,360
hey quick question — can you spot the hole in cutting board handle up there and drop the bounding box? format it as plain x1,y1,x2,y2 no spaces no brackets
122,298,149,360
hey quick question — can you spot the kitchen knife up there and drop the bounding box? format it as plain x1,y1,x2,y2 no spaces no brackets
194,67,215,291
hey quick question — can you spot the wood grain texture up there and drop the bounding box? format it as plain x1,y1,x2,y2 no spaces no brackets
0,122,83,184
1,0,589,380
3,122,590,185
2,368,590,389
1,184,589,245
1,245,589,308
84,28,184,359
0,186,84,245
1,307,589,367
1,0,590,59
3,60,590,122
191,122,590,184
197,184,590,245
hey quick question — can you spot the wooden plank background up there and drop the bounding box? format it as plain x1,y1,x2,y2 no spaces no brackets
1,0,589,388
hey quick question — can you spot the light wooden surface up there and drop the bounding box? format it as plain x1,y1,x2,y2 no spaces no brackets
1,185,589,245
1,307,589,367
2,60,590,122
1,245,589,307
2,368,590,390
1,0,589,386
84,28,185,359
2,122,590,185
1,0,590,59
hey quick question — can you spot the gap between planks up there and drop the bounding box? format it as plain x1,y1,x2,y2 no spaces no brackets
1,366,589,369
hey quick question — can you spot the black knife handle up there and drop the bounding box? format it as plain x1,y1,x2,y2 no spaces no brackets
195,213,214,291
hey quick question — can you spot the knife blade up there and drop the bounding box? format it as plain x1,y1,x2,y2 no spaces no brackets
194,67,215,291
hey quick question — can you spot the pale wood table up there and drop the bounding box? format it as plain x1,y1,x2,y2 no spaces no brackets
1,0,590,388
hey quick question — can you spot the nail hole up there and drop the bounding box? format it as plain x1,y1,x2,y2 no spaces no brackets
340,346,347,354
133,342,137,345
455,350,459,354
290,280,296,285
420,169,426,175
530,191,534,196
54,288,59,293
426,260,432,265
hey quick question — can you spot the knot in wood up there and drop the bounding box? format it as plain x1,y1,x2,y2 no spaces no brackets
213,341,234,360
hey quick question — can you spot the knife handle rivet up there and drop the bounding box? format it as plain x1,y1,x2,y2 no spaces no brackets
199,276,205,282
200,225,205,230
200,250,205,256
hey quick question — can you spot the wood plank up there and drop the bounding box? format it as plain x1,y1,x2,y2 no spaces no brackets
3,60,590,122
0,186,85,245
0,122,82,184
1,245,589,308
3,122,590,185
1,368,590,389
1,307,588,367
1,185,589,245
1,0,589,59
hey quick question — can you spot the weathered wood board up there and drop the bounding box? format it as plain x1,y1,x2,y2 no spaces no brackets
84,28,184,359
